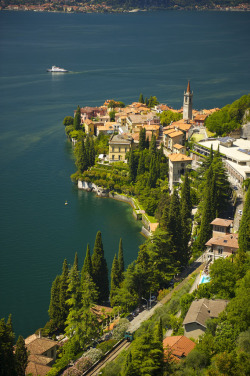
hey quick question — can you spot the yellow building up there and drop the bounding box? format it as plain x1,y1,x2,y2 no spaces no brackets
84,119,95,136
109,134,133,162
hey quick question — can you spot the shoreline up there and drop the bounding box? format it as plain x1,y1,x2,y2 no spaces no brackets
78,180,153,238
1,8,250,14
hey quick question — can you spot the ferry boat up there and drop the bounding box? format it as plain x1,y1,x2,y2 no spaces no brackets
47,66,68,73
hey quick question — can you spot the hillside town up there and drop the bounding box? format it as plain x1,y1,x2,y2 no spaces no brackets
2,85,250,376
1,1,250,13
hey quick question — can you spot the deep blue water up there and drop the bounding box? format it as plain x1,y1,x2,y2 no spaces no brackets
0,10,249,338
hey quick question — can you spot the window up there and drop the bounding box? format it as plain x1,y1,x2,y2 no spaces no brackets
119,147,120,152
112,155,114,160
119,155,121,160
218,248,223,254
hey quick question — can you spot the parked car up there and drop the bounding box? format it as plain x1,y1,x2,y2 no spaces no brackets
125,314,134,322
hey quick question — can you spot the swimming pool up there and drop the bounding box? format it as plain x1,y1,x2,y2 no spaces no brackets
200,275,211,284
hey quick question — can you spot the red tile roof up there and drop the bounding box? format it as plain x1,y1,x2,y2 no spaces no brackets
163,335,196,362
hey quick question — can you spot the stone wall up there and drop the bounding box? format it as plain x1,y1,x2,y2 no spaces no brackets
78,180,109,197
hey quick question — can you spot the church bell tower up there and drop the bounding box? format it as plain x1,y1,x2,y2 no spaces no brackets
183,81,193,121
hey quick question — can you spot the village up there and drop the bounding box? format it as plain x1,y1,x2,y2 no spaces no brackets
18,84,250,376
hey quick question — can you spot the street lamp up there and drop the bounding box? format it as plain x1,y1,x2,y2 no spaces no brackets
141,297,148,310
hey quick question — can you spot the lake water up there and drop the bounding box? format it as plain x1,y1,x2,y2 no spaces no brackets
0,10,249,338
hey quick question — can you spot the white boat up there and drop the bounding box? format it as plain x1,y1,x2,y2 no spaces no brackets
47,66,68,73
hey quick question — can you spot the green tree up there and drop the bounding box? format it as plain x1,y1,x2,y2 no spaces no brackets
159,110,182,126
92,231,109,302
137,152,145,176
147,155,159,188
139,93,144,104
148,96,159,108
65,262,82,339
138,128,146,151
74,105,81,130
110,254,120,307
48,275,61,330
180,172,192,266
81,244,93,284
0,315,16,376
63,116,74,126
210,258,237,299
238,187,250,253
149,133,157,155
75,138,88,173
59,259,69,330
129,149,137,183
109,109,116,122
118,238,125,284
15,336,28,376
168,189,183,265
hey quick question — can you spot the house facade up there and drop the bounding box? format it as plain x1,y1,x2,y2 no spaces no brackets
168,153,193,191
205,218,239,261
183,299,228,339
109,134,133,162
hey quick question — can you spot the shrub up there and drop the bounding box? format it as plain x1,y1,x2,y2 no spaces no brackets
112,318,129,340
96,339,117,354
83,347,103,363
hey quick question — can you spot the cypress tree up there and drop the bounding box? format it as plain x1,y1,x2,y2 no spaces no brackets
138,128,146,151
81,244,93,285
149,133,157,155
110,254,120,307
59,259,69,329
196,166,216,252
74,105,81,130
118,238,125,283
139,93,144,104
180,172,192,266
137,152,145,177
89,137,96,166
238,187,250,253
66,262,81,311
15,336,28,376
48,275,61,330
75,138,88,173
147,154,159,188
0,315,16,376
145,97,149,107
85,135,90,167
168,189,182,265
73,251,79,271
92,231,110,302
145,136,150,149
129,149,137,183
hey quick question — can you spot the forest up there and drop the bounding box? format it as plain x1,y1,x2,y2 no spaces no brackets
205,94,250,136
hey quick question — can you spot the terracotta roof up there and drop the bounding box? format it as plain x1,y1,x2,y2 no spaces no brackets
210,218,233,227
25,361,51,376
163,336,196,362
183,299,228,328
168,130,184,138
144,124,160,131
149,223,159,232
195,114,207,121
173,144,185,149
205,233,239,249
84,119,94,125
164,129,176,135
26,338,58,355
131,131,153,142
168,153,192,162
28,354,53,366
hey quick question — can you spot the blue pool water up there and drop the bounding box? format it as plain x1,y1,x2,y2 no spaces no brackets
200,275,211,284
